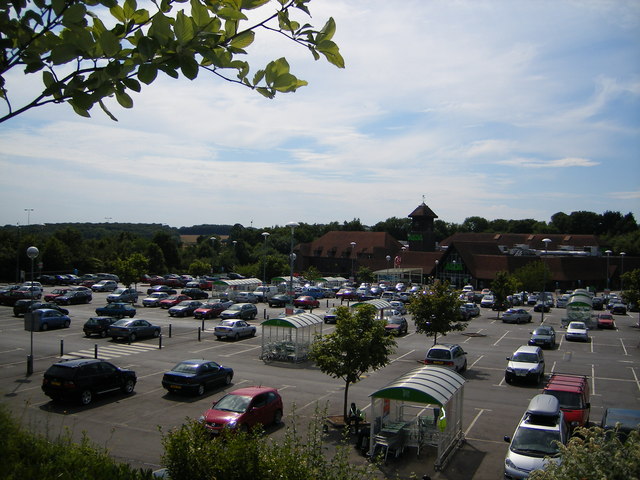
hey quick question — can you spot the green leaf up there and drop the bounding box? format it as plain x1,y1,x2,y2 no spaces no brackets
123,0,137,20
72,91,94,110
255,87,274,99
110,4,126,22
149,13,173,44
99,30,120,57
174,11,194,44
252,69,265,85
190,0,210,27
137,63,158,84
241,0,270,9
179,55,199,79
317,17,336,43
137,36,156,61
131,9,150,24
122,77,141,92
230,30,254,49
42,71,56,89
317,40,344,68
158,64,179,78
69,101,91,117
272,73,307,92
50,44,79,65
115,90,133,108
51,0,66,15
62,4,87,26
98,99,119,121
217,7,247,21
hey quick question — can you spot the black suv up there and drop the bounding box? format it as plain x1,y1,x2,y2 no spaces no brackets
53,289,92,305
41,358,136,405
13,300,69,317
83,316,118,338
181,288,209,300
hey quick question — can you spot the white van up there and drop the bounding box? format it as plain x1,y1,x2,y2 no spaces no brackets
253,285,278,302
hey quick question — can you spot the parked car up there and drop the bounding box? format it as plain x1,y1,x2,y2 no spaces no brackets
565,321,589,342
268,294,291,308
505,345,545,384
336,288,358,300
528,326,556,349
162,359,233,396
555,294,570,308
107,288,139,304
596,313,616,329
181,288,209,300
503,394,567,479
543,373,590,431
533,302,551,313
234,291,259,303
24,308,71,331
323,307,338,324
159,294,191,309
13,300,68,317
389,300,407,315
43,288,71,302
108,318,161,341
253,286,279,302
220,303,258,320
199,386,283,434
91,280,118,292
0,284,22,305
591,296,605,310
502,308,532,324
53,289,92,305
424,344,467,373
610,303,627,315
600,408,640,439
480,294,495,308
83,316,118,338
193,300,234,320
214,319,257,340
461,302,480,318
41,358,136,405
185,279,213,291
14,285,43,300
146,285,177,296
384,315,408,335
293,295,320,309
95,302,137,318
142,292,170,307
169,300,203,317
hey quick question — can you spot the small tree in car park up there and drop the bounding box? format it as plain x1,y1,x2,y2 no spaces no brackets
491,271,522,320
114,253,148,290
621,268,640,327
408,279,466,345
309,304,396,422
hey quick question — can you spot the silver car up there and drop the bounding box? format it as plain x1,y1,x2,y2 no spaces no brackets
214,320,256,340
142,292,169,307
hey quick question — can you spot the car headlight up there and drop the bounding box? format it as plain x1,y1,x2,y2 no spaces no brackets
198,415,205,423
226,420,237,428
506,367,513,372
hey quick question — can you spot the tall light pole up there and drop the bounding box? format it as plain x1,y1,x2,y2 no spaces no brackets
26,245,39,375
286,222,299,306
435,259,439,283
209,237,216,275
605,249,612,292
386,255,391,284
24,208,33,226
541,238,551,323
350,241,356,282
262,232,270,285
620,252,626,291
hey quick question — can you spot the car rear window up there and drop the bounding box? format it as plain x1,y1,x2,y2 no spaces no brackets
45,364,76,379
427,349,451,360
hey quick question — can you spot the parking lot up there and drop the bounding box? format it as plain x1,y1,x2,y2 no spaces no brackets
0,288,639,479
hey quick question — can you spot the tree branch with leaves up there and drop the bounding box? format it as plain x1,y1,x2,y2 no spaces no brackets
0,0,344,123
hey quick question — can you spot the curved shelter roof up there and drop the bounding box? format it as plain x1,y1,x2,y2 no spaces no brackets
350,299,393,310
567,293,593,308
213,278,261,286
261,313,323,328
370,365,465,406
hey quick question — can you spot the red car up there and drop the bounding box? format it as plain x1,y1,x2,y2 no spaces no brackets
293,295,320,309
194,301,233,320
44,288,71,302
200,386,283,434
596,313,615,329
159,294,191,309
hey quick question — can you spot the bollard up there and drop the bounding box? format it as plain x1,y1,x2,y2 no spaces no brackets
60,339,64,357
201,317,205,331
94,344,98,359
264,308,267,319
169,324,172,338
198,327,201,342
159,334,162,349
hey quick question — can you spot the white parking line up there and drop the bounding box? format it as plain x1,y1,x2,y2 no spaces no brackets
220,345,262,357
493,331,510,346
620,338,629,355
629,367,640,393
465,408,490,436
390,349,415,364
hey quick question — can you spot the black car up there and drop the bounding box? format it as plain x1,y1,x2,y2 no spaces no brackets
41,358,136,405
13,300,69,317
162,359,233,396
181,288,209,300
146,285,177,295
95,302,137,318
83,316,118,338
268,294,291,308
528,325,556,348
610,303,627,315
591,296,604,310
53,289,92,305
108,318,161,341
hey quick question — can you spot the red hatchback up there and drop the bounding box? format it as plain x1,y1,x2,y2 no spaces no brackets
200,386,283,434
159,294,191,309
596,313,615,329
293,295,320,309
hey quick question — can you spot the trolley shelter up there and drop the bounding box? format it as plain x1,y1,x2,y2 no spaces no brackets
350,299,393,320
260,313,323,363
369,365,465,470
212,278,262,299
563,290,594,328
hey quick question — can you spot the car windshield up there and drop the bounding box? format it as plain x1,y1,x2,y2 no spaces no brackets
544,390,583,409
112,319,131,326
220,320,235,327
387,318,404,325
85,318,101,325
172,363,198,374
228,305,242,311
510,427,561,457
151,293,165,298
512,353,539,363
177,301,191,306
427,349,452,360
569,322,586,330
213,394,252,413
533,328,551,335
113,288,125,294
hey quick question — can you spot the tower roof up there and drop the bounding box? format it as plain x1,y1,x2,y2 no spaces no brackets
408,202,438,219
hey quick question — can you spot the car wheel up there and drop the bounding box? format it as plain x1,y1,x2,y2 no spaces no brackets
84,331,91,337
64,319,70,328
459,360,467,373
99,330,107,338
273,409,283,425
41,323,48,331
505,375,511,384
224,374,232,385
121,379,135,394
234,333,240,341
250,329,256,337
153,330,160,338
129,333,137,342
196,384,205,396
80,390,92,405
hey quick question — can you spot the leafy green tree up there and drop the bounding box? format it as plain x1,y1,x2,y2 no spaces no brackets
309,304,396,421
113,252,148,288
407,280,466,345
491,271,521,319
302,265,321,282
513,260,549,294
621,268,640,327
462,216,489,233
188,258,209,277
1,0,344,123
529,425,640,480
371,216,410,240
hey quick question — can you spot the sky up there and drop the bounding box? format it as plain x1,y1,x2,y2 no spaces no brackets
1,0,639,230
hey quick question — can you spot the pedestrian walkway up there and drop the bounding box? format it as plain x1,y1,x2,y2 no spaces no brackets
61,342,158,360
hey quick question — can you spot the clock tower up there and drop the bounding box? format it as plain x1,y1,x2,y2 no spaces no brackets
408,202,438,252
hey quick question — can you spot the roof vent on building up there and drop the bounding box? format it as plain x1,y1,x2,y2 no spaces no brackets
493,234,501,240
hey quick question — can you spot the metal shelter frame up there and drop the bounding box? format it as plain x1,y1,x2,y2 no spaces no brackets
563,290,594,328
212,278,262,300
260,313,323,363
369,365,465,470
350,299,394,320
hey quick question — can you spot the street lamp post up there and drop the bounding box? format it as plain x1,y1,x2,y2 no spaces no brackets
386,255,391,284
541,238,551,323
350,242,356,281
24,208,33,226
26,245,39,375
434,259,439,283
605,250,612,291
262,232,270,285
286,222,299,306
620,252,626,291
209,237,216,274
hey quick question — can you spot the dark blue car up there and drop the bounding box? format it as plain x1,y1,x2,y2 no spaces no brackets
162,359,233,396
95,302,136,318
